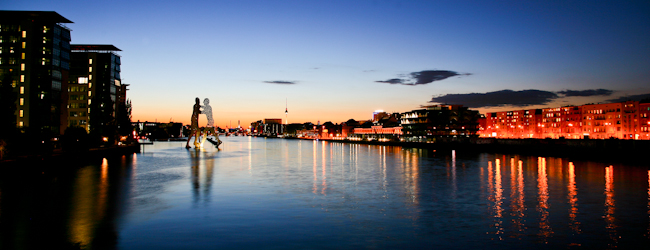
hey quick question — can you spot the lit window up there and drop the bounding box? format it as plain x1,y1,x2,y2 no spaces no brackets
89,59,93,64
19,110,23,118
20,75,24,82
22,31,26,38
22,42,25,49
89,75,92,80
20,86,24,94
21,63,25,71
89,66,92,72
88,91,92,97
19,121,23,127
78,77,88,84
19,98,24,105
21,53,25,59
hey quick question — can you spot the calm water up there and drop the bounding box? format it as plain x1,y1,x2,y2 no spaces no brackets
1,137,649,249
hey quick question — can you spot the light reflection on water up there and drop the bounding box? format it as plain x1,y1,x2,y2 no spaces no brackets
1,137,649,249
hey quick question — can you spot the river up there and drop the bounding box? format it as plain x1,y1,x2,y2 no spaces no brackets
1,137,648,249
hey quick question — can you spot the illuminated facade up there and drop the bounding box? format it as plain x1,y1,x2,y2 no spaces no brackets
68,44,123,132
400,104,480,142
479,101,650,140
640,103,650,140
481,109,542,139
0,11,72,135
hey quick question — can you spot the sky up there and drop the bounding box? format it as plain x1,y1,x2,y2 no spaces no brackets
4,0,650,128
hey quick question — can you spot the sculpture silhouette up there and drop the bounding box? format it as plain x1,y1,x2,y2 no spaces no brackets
186,97,202,148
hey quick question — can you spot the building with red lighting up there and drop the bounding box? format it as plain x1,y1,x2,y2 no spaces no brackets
479,100,650,140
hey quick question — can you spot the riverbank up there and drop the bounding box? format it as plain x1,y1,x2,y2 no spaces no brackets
0,143,141,170
279,137,649,164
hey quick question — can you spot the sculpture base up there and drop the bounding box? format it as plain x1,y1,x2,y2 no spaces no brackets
206,137,222,148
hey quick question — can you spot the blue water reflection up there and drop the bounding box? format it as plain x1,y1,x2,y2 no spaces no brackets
1,137,649,249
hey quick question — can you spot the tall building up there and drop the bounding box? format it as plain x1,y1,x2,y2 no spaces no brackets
0,11,72,135
68,44,123,132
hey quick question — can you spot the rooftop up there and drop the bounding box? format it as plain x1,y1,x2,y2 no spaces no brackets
71,44,122,52
0,11,73,23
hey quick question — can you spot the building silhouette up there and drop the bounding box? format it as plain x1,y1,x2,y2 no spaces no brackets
400,105,480,142
68,44,123,132
0,11,72,135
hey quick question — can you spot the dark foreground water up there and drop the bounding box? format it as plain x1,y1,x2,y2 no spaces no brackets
1,137,649,249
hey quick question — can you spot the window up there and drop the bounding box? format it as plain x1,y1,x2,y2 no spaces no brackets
22,31,26,38
21,63,25,71
89,59,93,64
19,121,23,127
19,110,23,118
20,86,24,94
78,77,88,84
19,98,24,105
21,53,25,59
20,75,24,82
89,66,92,72
22,42,25,49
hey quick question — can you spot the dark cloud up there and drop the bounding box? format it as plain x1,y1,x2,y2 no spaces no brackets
264,80,296,85
429,89,559,108
557,89,613,97
606,93,650,103
375,78,404,84
376,70,470,86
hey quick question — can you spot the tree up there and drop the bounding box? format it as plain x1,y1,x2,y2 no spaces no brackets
116,99,133,137
88,93,116,145
0,72,17,136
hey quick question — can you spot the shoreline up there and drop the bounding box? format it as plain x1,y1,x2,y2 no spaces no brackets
276,137,650,165
0,144,141,170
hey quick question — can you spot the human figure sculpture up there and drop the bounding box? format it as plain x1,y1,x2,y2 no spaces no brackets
200,98,222,148
185,97,202,148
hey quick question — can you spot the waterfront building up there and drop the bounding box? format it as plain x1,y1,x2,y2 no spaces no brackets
541,106,582,139
640,103,650,140
133,121,183,139
0,11,72,135
480,109,542,138
68,44,123,132
478,100,649,140
400,105,479,142
349,126,402,141
263,118,283,136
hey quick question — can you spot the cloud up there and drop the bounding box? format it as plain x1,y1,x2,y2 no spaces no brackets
557,89,613,97
429,89,559,108
263,80,296,85
376,70,470,86
606,93,650,103
375,78,404,84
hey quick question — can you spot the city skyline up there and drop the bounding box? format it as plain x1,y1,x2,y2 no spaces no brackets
4,0,649,127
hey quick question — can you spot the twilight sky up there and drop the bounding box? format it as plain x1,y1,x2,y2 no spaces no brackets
4,0,650,128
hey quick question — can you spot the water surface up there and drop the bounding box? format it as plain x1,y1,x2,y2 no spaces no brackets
1,137,649,249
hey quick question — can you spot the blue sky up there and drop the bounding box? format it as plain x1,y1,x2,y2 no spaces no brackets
4,0,650,127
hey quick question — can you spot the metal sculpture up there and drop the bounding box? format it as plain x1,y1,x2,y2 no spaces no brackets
200,98,222,148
